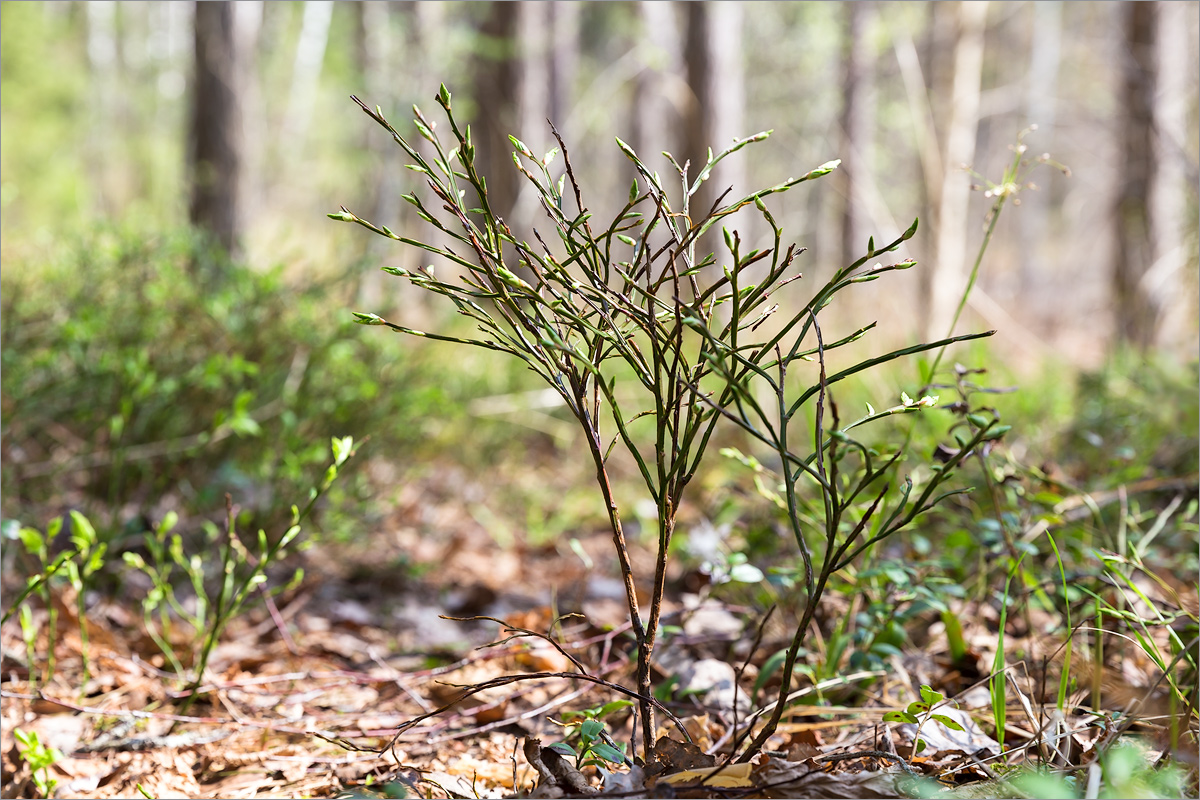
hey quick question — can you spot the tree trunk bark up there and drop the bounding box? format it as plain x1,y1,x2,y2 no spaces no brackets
630,1,683,163
234,2,263,244
188,0,243,258
923,1,987,343
1111,1,1159,350
837,2,876,267
471,2,521,230
548,2,579,142
1149,0,1194,352
354,1,402,306
284,1,333,158
1017,1,1062,302
683,1,745,269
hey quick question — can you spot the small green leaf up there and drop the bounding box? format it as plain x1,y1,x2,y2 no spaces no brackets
18,528,43,556
930,714,965,732
919,685,943,706
353,312,386,325
413,118,435,143
279,525,302,549
579,719,604,740
158,512,179,536
332,435,354,465
509,135,534,159
592,742,626,765
549,742,576,758
914,738,927,754
883,711,917,724
594,699,634,718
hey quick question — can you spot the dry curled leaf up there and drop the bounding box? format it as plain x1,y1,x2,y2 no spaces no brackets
754,757,903,799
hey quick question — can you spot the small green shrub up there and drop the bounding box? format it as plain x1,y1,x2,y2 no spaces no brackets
334,85,991,761
0,224,449,538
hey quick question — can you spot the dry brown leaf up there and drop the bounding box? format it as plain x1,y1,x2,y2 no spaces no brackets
94,751,203,800
652,735,715,773
658,762,755,788
753,757,903,799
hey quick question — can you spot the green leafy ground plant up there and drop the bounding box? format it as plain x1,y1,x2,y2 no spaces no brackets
13,728,63,799
883,684,965,756
550,700,635,770
3,437,357,720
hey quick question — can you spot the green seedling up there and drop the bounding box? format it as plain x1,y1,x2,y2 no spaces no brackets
174,435,356,719
883,684,964,755
551,701,634,770
5,517,79,685
118,437,356,721
14,728,63,799
62,510,107,684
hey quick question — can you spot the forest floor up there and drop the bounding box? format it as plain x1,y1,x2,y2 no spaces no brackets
2,453,1196,799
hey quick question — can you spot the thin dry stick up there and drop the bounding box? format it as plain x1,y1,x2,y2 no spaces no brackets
377,670,691,761
441,614,591,676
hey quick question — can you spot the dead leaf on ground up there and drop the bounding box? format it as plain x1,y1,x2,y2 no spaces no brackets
753,756,904,799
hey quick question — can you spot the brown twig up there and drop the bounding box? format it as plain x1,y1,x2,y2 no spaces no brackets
441,613,590,676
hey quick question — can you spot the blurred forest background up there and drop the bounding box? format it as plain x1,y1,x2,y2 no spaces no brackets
2,3,1199,797
3,1,1198,360
2,0,1198,591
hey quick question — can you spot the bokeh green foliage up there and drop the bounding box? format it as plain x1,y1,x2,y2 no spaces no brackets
0,223,469,539
1063,353,1199,486
0,3,94,236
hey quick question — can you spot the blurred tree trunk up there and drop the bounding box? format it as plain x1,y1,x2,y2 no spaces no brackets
1149,0,1195,351
1018,1,1061,300
188,0,243,257
519,2,550,158
354,1,400,306
355,2,399,234
514,2,577,231
1111,1,1159,350
922,1,987,343
837,2,876,266
630,1,684,162
285,1,333,158
518,2,577,150
892,4,944,264
548,3,579,141
471,2,521,230
683,1,745,267
234,2,263,241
